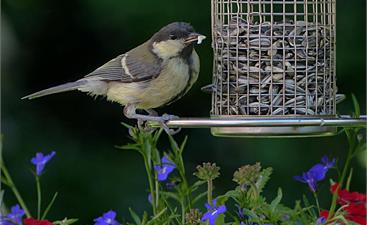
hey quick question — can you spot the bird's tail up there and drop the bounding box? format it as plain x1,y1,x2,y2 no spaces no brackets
22,80,86,100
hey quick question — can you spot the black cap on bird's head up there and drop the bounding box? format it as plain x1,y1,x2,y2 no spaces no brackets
150,22,206,59
151,22,195,43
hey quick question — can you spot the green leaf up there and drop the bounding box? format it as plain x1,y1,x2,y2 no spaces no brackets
116,144,140,152
121,122,134,130
345,168,353,191
129,208,142,225
270,188,283,212
242,208,259,219
160,191,181,203
256,167,273,193
141,211,149,225
190,180,206,192
41,192,58,219
192,191,208,205
145,208,167,225
168,135,180,153
302,195,316,218
53,218,78,225
215,214,225,225
223,190,241,200
351,94,360,118
179,136,188,154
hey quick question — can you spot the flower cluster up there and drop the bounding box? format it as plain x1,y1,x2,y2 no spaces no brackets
2,123,365,225
233,162,262,186
194,162,220,181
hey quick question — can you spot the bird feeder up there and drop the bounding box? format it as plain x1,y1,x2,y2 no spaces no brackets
210,0,341,137
151,0,366,137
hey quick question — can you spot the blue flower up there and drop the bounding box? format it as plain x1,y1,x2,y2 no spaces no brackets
201,199,226,225
315,216,326,225
235,204,246,220
4,204,25,225
31,151,56,176
148,193,153,204
321,155,336,169
154,156,176,182
294,155,336,192
294,171,318,192
94,210,120,225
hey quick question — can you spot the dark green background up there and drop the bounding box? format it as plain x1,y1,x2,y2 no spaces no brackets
1,0,366,223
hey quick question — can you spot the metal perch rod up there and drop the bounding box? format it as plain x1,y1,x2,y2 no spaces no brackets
150,116,366,128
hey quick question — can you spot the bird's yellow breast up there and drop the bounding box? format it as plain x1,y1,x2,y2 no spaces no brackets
106,57,190,109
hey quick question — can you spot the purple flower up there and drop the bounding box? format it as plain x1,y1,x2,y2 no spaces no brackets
294,155,336,192
94,210,120,225
4,204,25,225
201,199,226,225
31,151,56,176
154,156,176,182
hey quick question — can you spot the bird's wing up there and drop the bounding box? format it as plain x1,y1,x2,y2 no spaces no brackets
84,43,161,83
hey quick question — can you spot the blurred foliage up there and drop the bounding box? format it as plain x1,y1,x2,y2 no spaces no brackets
1,0,366,224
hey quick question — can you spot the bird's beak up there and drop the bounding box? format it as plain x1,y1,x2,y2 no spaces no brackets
184,33,206,45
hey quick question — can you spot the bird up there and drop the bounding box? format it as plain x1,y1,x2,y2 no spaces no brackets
22,22,206,134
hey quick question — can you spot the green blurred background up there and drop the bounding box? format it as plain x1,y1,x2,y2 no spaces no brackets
1,0,366,223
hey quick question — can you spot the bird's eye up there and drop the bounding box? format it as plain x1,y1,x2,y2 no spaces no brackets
169,34,178,40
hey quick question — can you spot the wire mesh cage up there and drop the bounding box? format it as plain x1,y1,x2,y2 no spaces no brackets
210,0,340,136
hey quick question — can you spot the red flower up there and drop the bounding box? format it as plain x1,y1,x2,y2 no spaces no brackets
24,218,55,225
345,204,367,225
329,183,367,225
331,183,367,205
320,210,329,219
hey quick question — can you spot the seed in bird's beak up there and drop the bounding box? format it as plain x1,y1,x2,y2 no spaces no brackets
184,33,206,45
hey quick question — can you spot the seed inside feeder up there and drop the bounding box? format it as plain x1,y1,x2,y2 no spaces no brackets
211,17,340,116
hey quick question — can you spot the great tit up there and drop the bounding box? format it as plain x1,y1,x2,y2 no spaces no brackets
22,22,206,134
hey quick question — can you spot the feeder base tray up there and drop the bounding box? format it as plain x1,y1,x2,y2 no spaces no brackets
211,126,337,138
148,116,366,138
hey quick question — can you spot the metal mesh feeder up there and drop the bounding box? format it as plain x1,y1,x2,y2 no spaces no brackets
210,0,341,137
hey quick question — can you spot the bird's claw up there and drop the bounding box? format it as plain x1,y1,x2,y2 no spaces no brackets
161,113,179,121
160,114,181,135
135,114,181,135
137,119,156,133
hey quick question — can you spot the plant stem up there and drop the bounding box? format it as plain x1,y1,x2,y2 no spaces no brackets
178,160,192,209
36,176,42,219
155,179,159,210
143,155,156,216
0,161,32,217
181,198,185,225
328,129,356,220
313,192,321,213
207,179,213,204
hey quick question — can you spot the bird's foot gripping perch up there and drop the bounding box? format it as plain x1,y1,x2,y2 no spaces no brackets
123,104,181,135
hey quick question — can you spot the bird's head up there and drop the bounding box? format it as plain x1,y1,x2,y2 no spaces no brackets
150,22,206,60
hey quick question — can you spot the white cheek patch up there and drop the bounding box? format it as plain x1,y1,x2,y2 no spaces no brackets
153,40,184,60
197,35,206,44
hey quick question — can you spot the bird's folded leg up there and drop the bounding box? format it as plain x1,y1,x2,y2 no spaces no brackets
123,104,181,135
